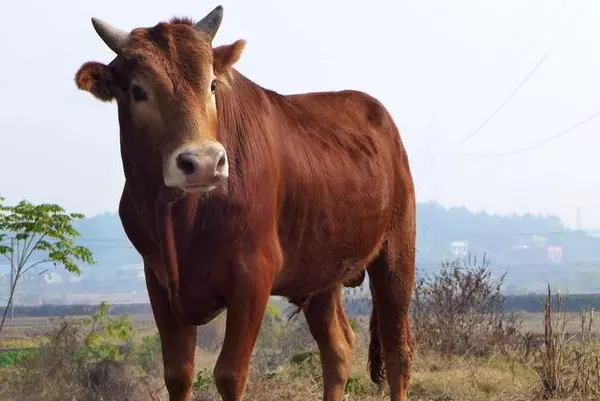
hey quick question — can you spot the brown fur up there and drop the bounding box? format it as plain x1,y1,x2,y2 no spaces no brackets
75,62,114,102
75,10,416,401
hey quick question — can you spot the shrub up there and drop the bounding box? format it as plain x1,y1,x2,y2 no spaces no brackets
256,302,285,350
252,304,316,373
344,375,369,396
81,301,134,362
193,368,214,391
1,302,156,401
131,332,162,375
412,254,522,356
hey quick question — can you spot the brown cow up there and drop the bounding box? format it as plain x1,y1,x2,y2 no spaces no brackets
74,5,416,401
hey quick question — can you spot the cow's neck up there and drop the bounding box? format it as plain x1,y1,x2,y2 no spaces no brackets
116,71,273,319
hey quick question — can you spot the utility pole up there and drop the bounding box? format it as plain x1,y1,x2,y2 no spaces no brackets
575,207,583,232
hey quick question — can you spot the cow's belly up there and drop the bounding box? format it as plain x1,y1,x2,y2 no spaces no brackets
272,183,390,297
271,245,382,298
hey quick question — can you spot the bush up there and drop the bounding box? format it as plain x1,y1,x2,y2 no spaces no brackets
256,302,285,350
1,302,161,401
253,313,315,374
412,254,522,356
131,332,162,375
344,375,369,396
81,301,134,362
193,368,214,391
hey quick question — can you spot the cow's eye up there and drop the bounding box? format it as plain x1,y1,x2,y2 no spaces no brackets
210,80,217,93
131,85,148,102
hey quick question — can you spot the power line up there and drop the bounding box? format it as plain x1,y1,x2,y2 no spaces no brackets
465,109,600,158
494,0,545,56
459,53,549,144
459,0,590,145
509,0,571,64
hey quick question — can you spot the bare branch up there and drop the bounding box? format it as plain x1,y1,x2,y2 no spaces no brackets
18,234,46,271
19,259,51,277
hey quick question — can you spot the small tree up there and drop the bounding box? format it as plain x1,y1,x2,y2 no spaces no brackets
0,196,95,333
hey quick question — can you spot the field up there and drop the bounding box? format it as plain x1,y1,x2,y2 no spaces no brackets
0,307,598,400
0,312,531,401
1,262,599,401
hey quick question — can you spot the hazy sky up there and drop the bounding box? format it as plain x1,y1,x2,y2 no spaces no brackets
1,0,599,228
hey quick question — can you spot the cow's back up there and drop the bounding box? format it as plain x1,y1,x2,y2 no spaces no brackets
271,89,408,296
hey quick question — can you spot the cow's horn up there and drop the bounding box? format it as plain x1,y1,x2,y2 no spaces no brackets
91,18,129,54
193,5,223,41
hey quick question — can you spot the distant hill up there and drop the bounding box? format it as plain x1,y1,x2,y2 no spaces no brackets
73,201,600,283
73,212,140,268
3,201,600,304
73,202,592,265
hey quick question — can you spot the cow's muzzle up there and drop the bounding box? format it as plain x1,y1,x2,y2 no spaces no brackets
164,142,229,193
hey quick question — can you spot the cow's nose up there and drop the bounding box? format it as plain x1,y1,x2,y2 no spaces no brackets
176,152,199,176
175,144,228,186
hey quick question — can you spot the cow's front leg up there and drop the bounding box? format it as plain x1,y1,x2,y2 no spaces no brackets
213,260,273,401
145,260,197,401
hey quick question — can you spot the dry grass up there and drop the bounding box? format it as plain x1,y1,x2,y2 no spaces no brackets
410,353,537,401
1,258,599,401
183,345,541,401
533,285,600,400
0,313,595,401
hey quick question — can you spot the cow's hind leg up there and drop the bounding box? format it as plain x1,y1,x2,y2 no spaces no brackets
303,284,356,401
367,235,416,401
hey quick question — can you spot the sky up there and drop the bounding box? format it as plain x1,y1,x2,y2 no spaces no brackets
1,0,599,229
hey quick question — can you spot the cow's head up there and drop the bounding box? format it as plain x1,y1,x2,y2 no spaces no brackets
75,6,245,194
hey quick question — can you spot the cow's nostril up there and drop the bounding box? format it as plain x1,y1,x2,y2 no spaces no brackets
217,154,226,169
176,154,196,176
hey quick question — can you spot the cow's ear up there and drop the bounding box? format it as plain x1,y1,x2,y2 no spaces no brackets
75,61,116,102
213,39,246,77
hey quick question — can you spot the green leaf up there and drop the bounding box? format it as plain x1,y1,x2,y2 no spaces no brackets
0,198,97,319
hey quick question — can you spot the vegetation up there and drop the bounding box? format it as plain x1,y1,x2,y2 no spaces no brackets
534,285,600,399
412,254,522,356
0,300,162,401
0,196,95,334
1,256,599,400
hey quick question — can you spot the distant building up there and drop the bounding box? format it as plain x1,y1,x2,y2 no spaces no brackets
42,271,63,284
505,234,551,265
547,246,563,263
450,240,468,258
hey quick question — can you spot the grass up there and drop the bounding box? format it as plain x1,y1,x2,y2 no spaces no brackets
409,351,538,401
0,312,595,401
1,260,599,401
182,345,540,401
